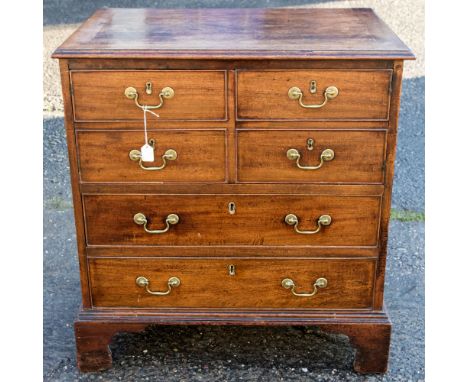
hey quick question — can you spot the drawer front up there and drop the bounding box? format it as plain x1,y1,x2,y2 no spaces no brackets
237,130,386,184
236,70,392,121
71,70,227,121
84,195,380,247
77,130,226,183
89,258,376,309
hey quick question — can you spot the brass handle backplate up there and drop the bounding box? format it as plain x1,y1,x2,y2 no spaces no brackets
134,212,179,234
136,276,180,296
282,277,328,297
288,83,339,109
124,85,175,110
129,138,177,170
287,142,334,170
284,214,332,235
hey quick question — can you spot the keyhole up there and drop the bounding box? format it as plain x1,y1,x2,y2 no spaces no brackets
228,264,236,276
307,138,314,151
145,82,153,95
310,80,317,94
228,202,236,215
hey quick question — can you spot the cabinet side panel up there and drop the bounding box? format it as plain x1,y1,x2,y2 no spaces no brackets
58,59,92,308
373,60,404,310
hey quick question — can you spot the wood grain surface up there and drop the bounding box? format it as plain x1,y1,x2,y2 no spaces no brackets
71,70,227,121
83,194,381,247
88,257,376,309
237,129,386,183
53,8,414,60
236,70,392,121
77,130,226,183
58,60,92,307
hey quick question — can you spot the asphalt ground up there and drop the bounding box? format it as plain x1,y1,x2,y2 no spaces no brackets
43,1,424,380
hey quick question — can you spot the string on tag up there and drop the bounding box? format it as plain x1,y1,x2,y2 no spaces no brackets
142,106,160,145
141,106,159,162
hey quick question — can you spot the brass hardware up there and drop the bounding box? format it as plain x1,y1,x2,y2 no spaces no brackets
228,202,236,215
133,212,179,234
286,147,334,170
309,80,317,94
124,85,175,110
306,138,314,151
228,264,236,276
145,81,153,95
129,138,177,170
288,83,339,109
281,277,328,297
135,276,180,296
284,214,332,235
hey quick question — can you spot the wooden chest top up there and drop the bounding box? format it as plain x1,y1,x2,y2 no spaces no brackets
52,8,414,60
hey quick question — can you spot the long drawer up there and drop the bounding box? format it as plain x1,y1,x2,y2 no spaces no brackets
237,129,386,184
89,257,376,309
77,130,227,183
236,70,392,121
83,194,381,247
71,70,227,121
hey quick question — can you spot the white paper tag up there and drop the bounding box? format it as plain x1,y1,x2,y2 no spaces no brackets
141,143,155,162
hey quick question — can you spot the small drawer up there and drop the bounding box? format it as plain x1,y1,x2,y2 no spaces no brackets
89,257,376,309
83,194,381,247
237,130,386,184
236,70,392,121
77,130,226,183
71,70,227,121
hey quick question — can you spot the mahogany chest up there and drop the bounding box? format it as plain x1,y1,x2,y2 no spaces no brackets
53,8,414,373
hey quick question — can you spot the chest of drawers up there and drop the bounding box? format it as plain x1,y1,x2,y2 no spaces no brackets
53,8,414,373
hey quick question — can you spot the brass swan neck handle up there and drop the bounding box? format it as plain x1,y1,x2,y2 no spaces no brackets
136,276,180,296
288,85,339,109
286,148,334,170
281,277,328,297
129,138,177,171
133,212,179,234
124,86,175,110
284,214,332,235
